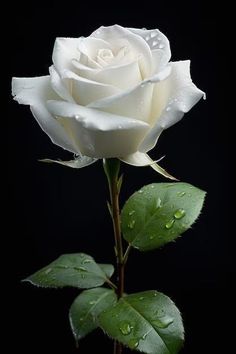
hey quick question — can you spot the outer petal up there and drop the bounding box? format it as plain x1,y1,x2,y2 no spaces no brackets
49,66,75,103
139,60,205,153
128,27,171,74
88,65,171,122
61,69,121,105
91,25,153,78
12,76,79,154
52,37,80,75
47,100,150,158
120,152,177,180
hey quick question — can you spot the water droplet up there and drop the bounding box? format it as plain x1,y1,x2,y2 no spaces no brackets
151,185,155,189
152,316,174,329
153,292,158,297
75,115,79,119
149,235,154,240
128,210,135,216
158,44,164,49
82,259,92,264
145,35,150,41
142,332,148,340
142,27,147,30
156,197,162,209
139,296,144,300
138,189,143,194
45,268,52,274
165,219,175,229
153,40,158,46
77,266,86,271
119,322,133,335
128,338,139,349
166,106,171,111
174,209,186,219
177,191,186,197
89,300,96,305
128,220,136,229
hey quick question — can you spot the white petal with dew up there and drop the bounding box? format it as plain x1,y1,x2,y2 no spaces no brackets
140,60,205,153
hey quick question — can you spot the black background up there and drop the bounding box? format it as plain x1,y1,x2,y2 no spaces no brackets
7,1,233,353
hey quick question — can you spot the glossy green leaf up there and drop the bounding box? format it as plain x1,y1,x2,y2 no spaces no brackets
24,253,114,289
99,264,114,278
121,183,206,251
69,287,117,341
99,291,184,354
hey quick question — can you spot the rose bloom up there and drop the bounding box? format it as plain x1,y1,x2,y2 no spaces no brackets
12,25,204,175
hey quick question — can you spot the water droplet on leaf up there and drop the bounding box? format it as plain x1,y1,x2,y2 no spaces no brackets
128,220,135,229
158,44,164,49
139,296,144,300
165,219,175,229
153,316,174,328
156,197,162,209
119,322,133,335
128,210,135,216
174,209,186,219
128,338,139,349
89,301,96,305
45,268,52,274
82,259,92,264
177,191,186,197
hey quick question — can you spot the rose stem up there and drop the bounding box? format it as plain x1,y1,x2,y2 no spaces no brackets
104,158,124,354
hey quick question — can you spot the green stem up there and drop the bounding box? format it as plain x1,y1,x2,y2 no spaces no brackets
103,158,124,354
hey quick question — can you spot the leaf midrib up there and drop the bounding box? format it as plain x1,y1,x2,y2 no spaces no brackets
122,297,172,354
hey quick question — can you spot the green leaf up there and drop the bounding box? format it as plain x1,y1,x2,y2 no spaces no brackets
69,287,117,341
121,182,206,251
24,253,114,289
99,291,184,354
99,264,115,278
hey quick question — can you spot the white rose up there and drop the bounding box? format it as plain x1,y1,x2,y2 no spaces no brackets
12,25,204,176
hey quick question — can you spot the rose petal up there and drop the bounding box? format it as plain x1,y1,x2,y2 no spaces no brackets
88,65,171,122
128,27,171,74
46,100,150,158
12,76,79,154
49,66,75,103
120,152,177,179
91,25,153,79
139,60,205,153
52,37,80,75
78,37,111,63
61,69,121,105
73,58,142,90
